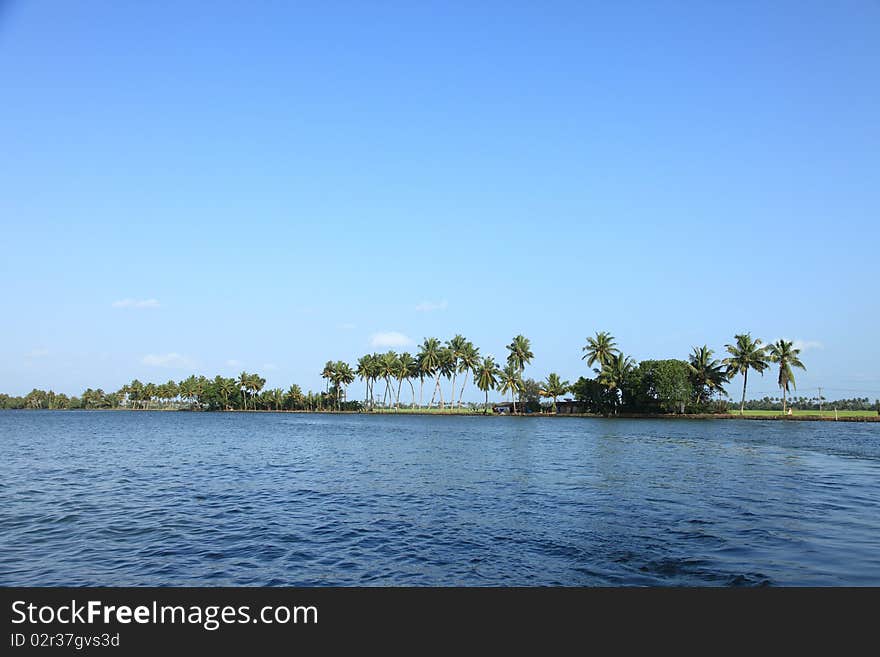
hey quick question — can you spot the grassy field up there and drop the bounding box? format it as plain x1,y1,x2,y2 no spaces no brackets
731,409,878,419
369,407,490,415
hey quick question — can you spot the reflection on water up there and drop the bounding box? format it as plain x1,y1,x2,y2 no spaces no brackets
0,411,878,585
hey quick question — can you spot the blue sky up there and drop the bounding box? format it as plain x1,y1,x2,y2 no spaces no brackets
1,1,878,401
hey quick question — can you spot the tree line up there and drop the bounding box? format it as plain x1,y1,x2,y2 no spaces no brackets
3,331,862,416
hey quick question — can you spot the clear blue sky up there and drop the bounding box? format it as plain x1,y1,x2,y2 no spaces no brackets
2,1,878,401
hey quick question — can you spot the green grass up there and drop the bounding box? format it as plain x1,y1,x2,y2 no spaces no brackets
732,409,878,418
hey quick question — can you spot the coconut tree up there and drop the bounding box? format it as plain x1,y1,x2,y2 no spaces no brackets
456,341,481,408
723,333,769,415
506,335,534,377
766,339,806,416
582,331,619,370
217,377,236,410
434,347,455,408
321,361,335,394
237,371,251,410
335,361,355,409
687,345,727,404
598,353,635,413
418,338,441,408
446,335,468,408
474,356,500,414
540,373,570,412
395,352,417,410
497,363,522,413
356,355,375,410
378,351,398,407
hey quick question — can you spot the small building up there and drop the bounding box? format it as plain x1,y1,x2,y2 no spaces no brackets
555,399,586,414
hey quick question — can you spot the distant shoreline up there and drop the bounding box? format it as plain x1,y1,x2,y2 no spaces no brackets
3,408,878,422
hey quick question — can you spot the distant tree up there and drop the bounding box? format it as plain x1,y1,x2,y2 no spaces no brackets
687,345,727,404
723,333,769,415
474,356,501,414
540,373,570,412
766,339,806,415
582,331,619,370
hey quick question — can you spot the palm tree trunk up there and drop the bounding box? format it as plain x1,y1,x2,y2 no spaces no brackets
450,371,457,409
395,379,402,410
782,386,787,416
409,379,415,408
458,372,469,407
419,377,424,409
740,371,748,415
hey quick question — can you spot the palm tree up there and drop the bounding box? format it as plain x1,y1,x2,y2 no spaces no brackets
723,333,769,415
378,351,398,407
238,371,250,410
505,335,533,412
766,339,806,415
418,338,442,407
395,352,417,410
335,361,355,409
598,353,635,413
286,384,303,410
435,348,455,408
687,345,727,404
356,355,374,410
217,377,236,410
540,373,570,412
474,356,500,414
497,363,522,413
582,331,618,370
446,335,468,409
456,341,481,408
321,361,335,394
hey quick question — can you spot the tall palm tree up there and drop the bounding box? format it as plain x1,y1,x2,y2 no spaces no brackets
505,335,533,412
238,371,250,410
456,341,481,408
687,345,727,404
435,348,455,408
582,331,619,370
598,353,635,414
335,361,355,409
217,377,236,410
379,351,398,408
766,339,806,415
356,355,373,409
497,363,522,413
540,373,570,412
418,338,441,407
321,361,335,394
446,335,468,409
474,356,500,414
395,352,417,410
723,333,769,415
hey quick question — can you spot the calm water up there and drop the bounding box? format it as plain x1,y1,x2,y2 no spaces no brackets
1,410,879,586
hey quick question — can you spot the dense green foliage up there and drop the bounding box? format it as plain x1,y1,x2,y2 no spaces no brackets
5,330,865,417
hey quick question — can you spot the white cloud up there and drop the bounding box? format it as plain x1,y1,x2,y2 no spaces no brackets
226,359,242,367
113,298,160,309
791,339,823,352
142,353,194,368
415,300,448,312
370,331,413,348
25,348,49,358
262,363,279,371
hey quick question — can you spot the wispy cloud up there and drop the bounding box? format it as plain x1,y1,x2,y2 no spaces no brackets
791,339,823,352
226,359,242,368
113,298,160,309
25,348,49,358
415,300,448,312
370,331,413,348
142,353,194,368
263,363,279,371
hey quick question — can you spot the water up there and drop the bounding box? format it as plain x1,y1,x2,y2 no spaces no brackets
1,410,878,586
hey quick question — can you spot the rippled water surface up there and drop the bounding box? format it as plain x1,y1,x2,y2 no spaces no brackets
1,410,879,586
